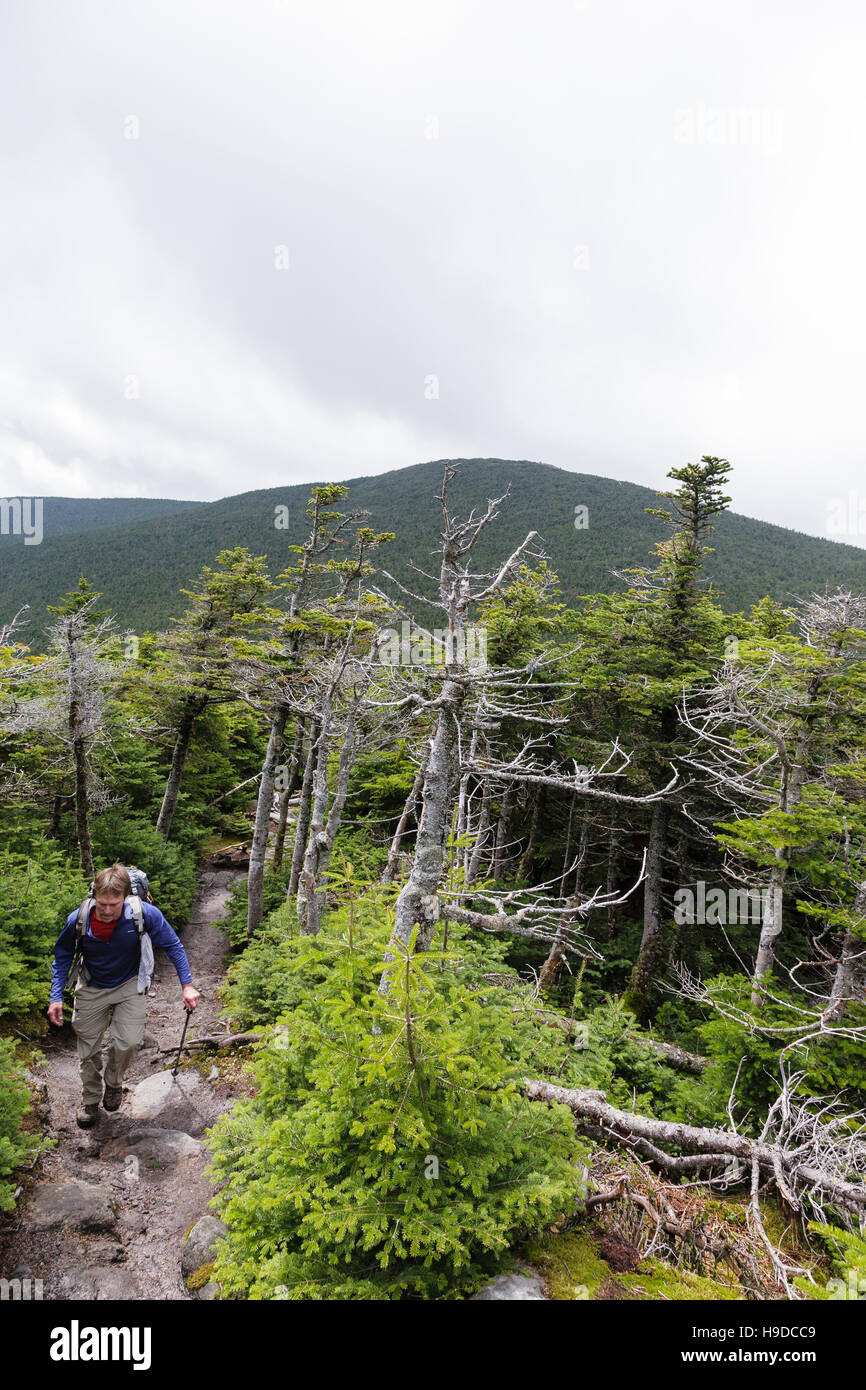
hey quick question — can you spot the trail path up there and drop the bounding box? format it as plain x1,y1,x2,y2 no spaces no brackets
0,867,248,1300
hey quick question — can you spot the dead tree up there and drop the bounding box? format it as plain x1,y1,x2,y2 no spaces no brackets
372,467,678,992
680,588,866,1006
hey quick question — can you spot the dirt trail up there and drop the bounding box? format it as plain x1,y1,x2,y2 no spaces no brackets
0,867,248,1300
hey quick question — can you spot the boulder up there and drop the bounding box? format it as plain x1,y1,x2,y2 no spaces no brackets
103,1128,203,1167
182,1215,228,1277
28,1180,117,1235
182,1215,228,1297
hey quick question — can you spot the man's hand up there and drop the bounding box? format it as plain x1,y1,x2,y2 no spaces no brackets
47,1001,63,1026
182,984,201,1012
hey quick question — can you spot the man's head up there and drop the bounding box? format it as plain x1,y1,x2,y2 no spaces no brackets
92,863,131,922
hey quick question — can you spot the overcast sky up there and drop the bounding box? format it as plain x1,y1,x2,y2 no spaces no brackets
1,0,865,545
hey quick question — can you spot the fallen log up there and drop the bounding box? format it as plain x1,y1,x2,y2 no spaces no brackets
525,1079,866,1214
158,1031,262,1053
636,1038,707,1074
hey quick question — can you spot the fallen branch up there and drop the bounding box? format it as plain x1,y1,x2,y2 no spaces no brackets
158,1031,262,1053
525,1079,866,1215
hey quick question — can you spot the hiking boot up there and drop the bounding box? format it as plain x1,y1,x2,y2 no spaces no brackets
76,1104,100,1129
102,1084,123,1112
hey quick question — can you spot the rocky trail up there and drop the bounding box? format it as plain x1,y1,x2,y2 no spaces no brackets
0,866,249,1301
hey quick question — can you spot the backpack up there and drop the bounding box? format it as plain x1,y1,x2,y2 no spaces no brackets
67,865,154,992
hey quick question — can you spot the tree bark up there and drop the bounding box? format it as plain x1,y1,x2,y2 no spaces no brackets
288,723,318,898
383,679,466,970
156,695,206,840
826,878,866,1021
297,717,357,935
382,754,428,882
247,703,289,939
272,721,303,869
465,778,492,886
539,811,590,993
491,783,517,882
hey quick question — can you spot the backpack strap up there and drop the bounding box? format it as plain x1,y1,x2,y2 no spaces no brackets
76,896,94,939
127,894,145,936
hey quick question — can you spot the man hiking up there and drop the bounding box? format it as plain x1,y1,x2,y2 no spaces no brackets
46,863,201,1128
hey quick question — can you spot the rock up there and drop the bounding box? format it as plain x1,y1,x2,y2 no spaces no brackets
62,1266,143,1300
182,1215,228,1284
28,1180,118,1234
196,1281,220,1300
207,1065,219,1082
128,1069,211,1135
104,1128,203,1167
471,1269,547,1300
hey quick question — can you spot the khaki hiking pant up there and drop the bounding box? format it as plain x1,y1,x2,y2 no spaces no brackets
71,974,147,1106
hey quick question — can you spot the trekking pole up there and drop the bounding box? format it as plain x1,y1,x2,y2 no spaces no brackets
171,1005,192,1078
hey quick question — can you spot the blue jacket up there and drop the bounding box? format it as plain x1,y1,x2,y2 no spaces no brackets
50,900,192,1004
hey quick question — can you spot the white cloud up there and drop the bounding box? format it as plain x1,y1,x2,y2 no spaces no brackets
0,0,864,546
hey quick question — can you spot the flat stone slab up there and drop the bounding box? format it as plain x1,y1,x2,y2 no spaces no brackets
128,1069,210,1135
29,1180,117,1235
61,1266,144,1299
103,1128,203,1167
471,1270,547,1300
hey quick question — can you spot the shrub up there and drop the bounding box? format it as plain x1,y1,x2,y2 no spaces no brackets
0,844,87,1018
205,907,583,1299
0,1040,44,1212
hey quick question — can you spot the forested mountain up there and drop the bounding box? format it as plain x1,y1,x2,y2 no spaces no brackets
3,459,865,648
0,496,199,543
1,460,864,1307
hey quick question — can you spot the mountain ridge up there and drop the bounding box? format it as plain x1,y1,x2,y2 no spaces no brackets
2,458,864,647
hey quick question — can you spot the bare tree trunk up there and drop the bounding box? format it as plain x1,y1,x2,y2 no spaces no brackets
640,799,669,951
539,811,590,993
751,692,817,1003
47,791,65,841
297,719,357,935
826,878,866,1021
383,681,466,970
559,795,576,900
492,783,516,881
465,778,492,886
382,753,428,882
72,728,93,879
517,784,544,881
272,721,303,869
156,695,205,840
605,813,622,938
625,799,670,1020
247,703,289,939
288,723,318,898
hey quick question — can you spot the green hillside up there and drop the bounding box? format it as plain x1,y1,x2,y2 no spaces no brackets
2,459,865,647
0,496,200,545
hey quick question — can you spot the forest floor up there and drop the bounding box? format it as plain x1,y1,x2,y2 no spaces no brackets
0,866,249,1300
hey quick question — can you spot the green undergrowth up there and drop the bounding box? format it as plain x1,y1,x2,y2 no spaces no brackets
525,1225,743,1300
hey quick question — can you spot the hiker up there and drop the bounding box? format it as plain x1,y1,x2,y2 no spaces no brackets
46,863,201,1129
